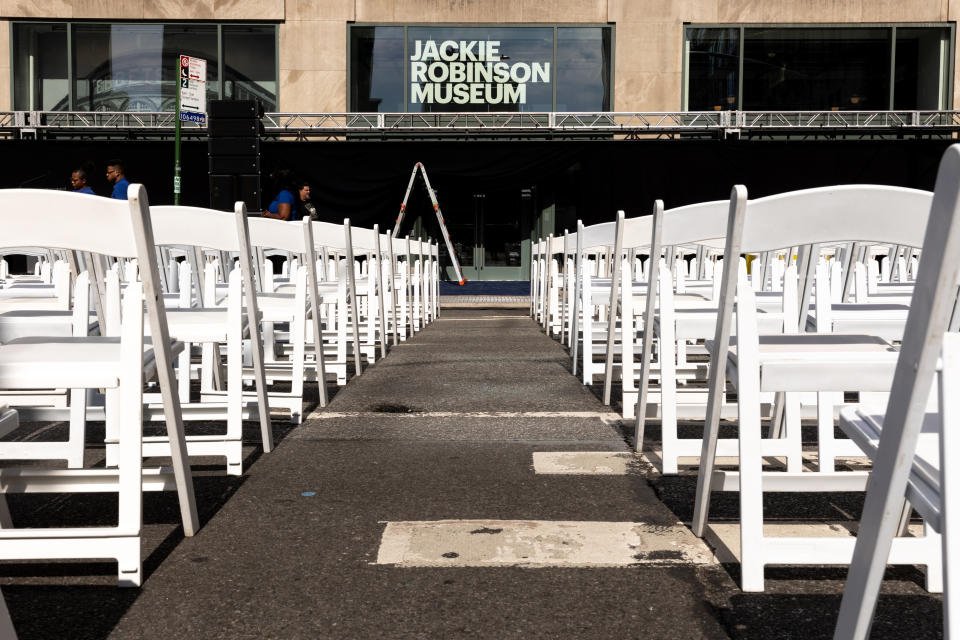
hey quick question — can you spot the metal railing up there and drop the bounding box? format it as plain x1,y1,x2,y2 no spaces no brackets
2,110,958,139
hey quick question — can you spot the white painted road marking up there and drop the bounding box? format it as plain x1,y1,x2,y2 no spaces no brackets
308,410,624,421
375,520,716,567
533,451,636,475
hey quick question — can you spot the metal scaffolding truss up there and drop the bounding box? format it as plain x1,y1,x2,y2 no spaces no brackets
1,110,959,140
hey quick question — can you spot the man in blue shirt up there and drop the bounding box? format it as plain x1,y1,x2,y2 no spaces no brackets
70,168,95,195
106,159,130,200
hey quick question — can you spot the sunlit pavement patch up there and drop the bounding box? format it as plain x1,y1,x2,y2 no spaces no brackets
532,451,636,475
376,520,716,567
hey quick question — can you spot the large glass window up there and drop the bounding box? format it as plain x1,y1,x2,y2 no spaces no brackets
223,25,278,111
12,23,68,110
72,24,218,112
349,25,613,112
13,22,275,112
350,26,405,111
685,24,953,111
556,27,612,111
685,27,740,110
895,27,952,110
742,27,890,110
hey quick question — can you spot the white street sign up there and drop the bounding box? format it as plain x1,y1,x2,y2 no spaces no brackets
179,55,207,123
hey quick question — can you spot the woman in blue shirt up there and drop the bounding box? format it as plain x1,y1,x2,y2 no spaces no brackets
262,169,299,221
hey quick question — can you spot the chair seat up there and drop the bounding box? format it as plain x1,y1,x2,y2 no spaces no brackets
274,282,338,296
723,333,898,392
667,307,783,339
0,298,65,312
0,285,57,298
215,292,306,322
0,310,97,342
807,303,910,339
839,405,942,530
0,336,183,389
147,308,243,343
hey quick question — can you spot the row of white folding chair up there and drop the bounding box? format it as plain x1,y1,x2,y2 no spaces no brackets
0,186,200,587
676,183,941,593
631,200,892,473
587,186,935,593
1,208,276,469
38,205,275,472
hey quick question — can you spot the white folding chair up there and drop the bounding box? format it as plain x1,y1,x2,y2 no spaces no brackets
688,182,938,592
835,144,960,639
125,203,275,472
0,186,199,586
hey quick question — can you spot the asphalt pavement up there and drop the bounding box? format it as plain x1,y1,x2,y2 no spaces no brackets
0,309,944,639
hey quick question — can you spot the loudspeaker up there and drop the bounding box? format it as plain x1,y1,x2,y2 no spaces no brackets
209,155,261,174
210,174,261,213
208,99,263,213
208,137,260,156
208,118,263,138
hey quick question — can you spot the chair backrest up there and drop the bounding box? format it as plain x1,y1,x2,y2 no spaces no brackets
349,225,382,253
248,217,309,254
312,220,349,252
580,220,617,251
151,206,243,252
0,189,143,257
741,185,933,252
621,215,654,250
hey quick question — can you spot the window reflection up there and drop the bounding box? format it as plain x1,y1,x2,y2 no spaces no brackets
72,24,218,112
14,22,274,112
556,28,611,111
686,28,739,110
13,23,68,111
895,27,951,110
742,28,890,110
350,26,404,111
687,25,952,112
223,25,277,111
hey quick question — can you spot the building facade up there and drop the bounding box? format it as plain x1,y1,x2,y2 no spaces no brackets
1,1,956,114
1,1,956,281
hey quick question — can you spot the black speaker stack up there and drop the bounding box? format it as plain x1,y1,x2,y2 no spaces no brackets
207,100,264,213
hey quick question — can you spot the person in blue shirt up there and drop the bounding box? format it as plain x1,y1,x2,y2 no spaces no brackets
106,159,130,200
261,169,299,221
70,168,95,195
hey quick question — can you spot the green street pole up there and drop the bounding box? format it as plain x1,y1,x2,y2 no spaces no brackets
174,57,182,206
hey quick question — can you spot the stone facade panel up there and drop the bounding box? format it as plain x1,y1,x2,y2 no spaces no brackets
280,68,346,111
615,70,682,111
280,20,346,72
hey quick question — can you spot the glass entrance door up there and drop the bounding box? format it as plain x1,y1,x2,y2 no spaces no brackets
475,191,527,280
432,188,531,282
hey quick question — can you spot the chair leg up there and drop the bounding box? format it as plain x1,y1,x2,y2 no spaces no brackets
660,336,679,475
226,332,243,476
177,343,191,403
784,392,802,473
817,391,838,473
66,387,87,469
104,387,120,468
738,376,766,592
0,494,12,528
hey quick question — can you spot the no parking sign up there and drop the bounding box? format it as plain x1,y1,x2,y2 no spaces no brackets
178,55,207,123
